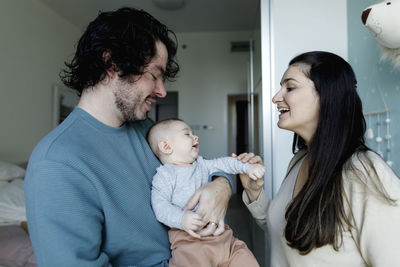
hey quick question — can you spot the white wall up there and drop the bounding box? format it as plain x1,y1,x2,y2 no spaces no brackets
261,0,348,197
0,0,80,163
166,30,256,158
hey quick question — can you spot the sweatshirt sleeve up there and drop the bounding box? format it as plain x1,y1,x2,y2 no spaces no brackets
24,160,110,267
242,189,270,232
345,152,400,266
151,167,185,229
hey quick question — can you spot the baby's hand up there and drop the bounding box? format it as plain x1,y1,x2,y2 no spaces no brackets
248,164,265,180
181,211,203,238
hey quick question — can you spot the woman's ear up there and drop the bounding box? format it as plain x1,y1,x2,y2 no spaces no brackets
158,140,173,155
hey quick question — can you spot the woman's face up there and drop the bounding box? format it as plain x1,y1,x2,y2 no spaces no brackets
272,63,320,144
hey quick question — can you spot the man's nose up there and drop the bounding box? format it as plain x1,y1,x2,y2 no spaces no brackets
154,80,167,98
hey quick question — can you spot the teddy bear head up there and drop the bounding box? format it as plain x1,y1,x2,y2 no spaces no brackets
362,1,400,68
362,1,400,49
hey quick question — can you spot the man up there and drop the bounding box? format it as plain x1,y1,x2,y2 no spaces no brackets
25,7,232,266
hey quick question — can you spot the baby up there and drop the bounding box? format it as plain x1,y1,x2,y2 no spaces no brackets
147,118,264,267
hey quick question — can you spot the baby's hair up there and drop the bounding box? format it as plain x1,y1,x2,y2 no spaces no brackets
147,118,183,155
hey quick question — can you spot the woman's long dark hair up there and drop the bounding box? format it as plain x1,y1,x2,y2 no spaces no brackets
284,51,368,253
60,7,179,94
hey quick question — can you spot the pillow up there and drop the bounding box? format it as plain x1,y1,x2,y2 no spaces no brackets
0,225,36,267
0,161,26,181
0,179,26,223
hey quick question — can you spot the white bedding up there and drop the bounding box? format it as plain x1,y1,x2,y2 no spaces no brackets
0,161,25,181
0,178,26,225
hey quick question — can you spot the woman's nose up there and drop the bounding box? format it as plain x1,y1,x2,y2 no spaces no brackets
272,89,282,104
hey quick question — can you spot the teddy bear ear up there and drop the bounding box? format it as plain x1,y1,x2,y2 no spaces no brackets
361,7,371,25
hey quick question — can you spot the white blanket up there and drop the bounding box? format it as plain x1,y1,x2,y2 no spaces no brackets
0,179,26,225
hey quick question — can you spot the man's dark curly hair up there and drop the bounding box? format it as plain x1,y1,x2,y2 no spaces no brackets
60,7,179,94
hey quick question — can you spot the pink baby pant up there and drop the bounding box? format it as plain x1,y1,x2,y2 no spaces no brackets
168,226,260,267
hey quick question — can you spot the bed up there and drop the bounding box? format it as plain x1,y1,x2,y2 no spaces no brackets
0,161,36,267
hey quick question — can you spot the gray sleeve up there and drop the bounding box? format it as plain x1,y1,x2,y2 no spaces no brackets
202,156,251,175
151,168,184,229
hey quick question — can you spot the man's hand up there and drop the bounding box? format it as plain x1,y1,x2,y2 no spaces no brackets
233,152,264,202
184,177,231,237
181,211,203,238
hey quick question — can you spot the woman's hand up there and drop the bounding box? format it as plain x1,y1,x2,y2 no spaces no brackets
233,152,265,202
184,177,231,237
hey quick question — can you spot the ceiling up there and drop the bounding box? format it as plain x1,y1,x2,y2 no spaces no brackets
38,0,261,33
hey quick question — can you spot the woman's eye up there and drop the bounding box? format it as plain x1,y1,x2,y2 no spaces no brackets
287,87,294,92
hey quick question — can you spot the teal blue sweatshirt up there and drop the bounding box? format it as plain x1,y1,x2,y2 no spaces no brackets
25,108,170,267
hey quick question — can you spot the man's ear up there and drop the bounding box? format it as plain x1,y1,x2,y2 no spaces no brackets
158,140,173,155
102,50,118,78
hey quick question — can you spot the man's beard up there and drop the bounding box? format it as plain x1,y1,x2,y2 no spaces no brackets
114,92,147,122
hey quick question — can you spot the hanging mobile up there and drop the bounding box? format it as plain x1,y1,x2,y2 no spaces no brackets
385,112,393,167
375,113,383,158
367,114,374,140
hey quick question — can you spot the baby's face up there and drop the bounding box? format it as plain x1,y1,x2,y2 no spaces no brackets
167,121,199,165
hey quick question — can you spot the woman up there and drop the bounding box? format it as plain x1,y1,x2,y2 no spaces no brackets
238,51,400,266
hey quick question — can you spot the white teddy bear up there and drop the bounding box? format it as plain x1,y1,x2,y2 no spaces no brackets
362,0,400,67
